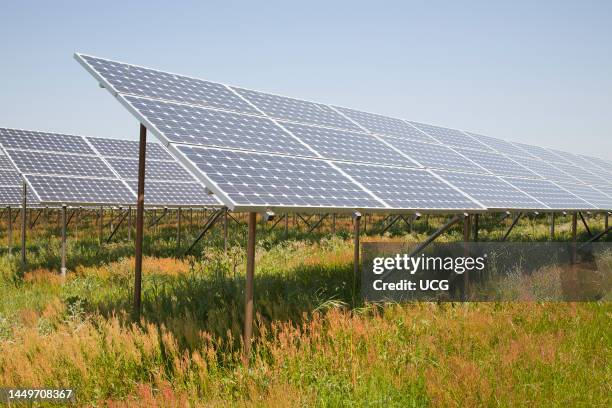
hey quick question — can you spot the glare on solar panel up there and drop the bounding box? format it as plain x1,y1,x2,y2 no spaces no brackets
335,163,483,210
452,147,540,179
465,132,528,157
0,186,23,205
0,170,24,186
433,170,545,210
408,122,492,151
107,158,193,181
510,142,573,164
0,128,95,155
87,136,173,161
7,150,116,178
501,177,593,210
126,180,219,206
24,175,135,205
554,182,612,210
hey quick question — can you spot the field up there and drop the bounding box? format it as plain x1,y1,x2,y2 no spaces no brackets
0,210,610,407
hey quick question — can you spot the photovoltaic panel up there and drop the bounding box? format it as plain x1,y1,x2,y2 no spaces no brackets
500,177,593,210
24,175,136,205
122,95,313,157
332,106,436,142
0,186,22,205
452,147,540,179
550,162,610,186
579,154,612,174
335,163,483,210
554,182,612,210
380,138,485,173
7,150,116,178
280,122,412,166
505,155,578,183
106,158,193,181
510,142,572,164
433,170,545,210
77,54,258,114
408,121,492,151
0,154,16,170
594,184,612,200
0,170,24,186
126,180,217,206
176,145,385,209
465,132,528,157
232,87,361,131
0,128,94,155
87,136,173,161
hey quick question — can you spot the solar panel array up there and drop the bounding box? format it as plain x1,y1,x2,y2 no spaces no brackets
76,53,612,212
0,128,221,207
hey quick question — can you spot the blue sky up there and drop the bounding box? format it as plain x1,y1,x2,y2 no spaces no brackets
1,0,611,159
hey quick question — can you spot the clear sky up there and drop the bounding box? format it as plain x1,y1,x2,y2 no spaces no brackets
1,0,611,159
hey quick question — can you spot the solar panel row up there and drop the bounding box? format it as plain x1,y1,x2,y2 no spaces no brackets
70,54,612,212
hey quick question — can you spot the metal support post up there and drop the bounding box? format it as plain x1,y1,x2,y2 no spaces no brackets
133,124,147,319
242,212,257,367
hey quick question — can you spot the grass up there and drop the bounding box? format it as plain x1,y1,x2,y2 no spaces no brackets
0,210,610,406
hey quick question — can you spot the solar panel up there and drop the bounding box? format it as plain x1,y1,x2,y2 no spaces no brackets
0,128,94,155
0,169,24,186
87,136,173,160
232,87,360,131
550,162,610,186
122,95,313,157
579,154,612,174
335,163,482,210
433,170,545,210
176,145,386,209
106,158,193,181
465,132,528,157
0,186,22,205
554,182,612,210
126,180,218,206
332,106,436,142
280,122,413,166
510,142,572,164
77,54,258,114
504,155,576,183
24,175,135,205
0,154,17,170
452,147,540,179
381,138,485,173
594,184,612,200
408,122,492,151
7,150,116,178
501,177,593,210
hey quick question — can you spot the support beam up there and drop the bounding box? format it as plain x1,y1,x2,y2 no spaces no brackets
223,209,228,253
571,212,577,264
28,209,43,230
463,214,471,299
549,212,555,239
61,205,67,278
266,213,285,232
183,209,225,256
7,207,13,255
98,206,103,245
331,213,336,234
133,124,147,320
127,206,132,241
177,207,182,250
227,212,243,226
307,213,329,234
353,211,362,305
149,207,169,228
605,212,609,230
579,226,611,248
296,213,314,229
106,209,129,243
578,212,593,238
501,212,522,242
381,215,401,234
242,212,257,367
284,212,289,238
20,182,26,268
407,215,464,259
473,214,479,242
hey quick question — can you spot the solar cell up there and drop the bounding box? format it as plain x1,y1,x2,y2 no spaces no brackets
7,150,115,178
122,95,313,157
500,177,593,210
0,154,17,170
126,180,219,206
452,147,540,179
333,106,436,142
550,162,610,186
77,54,258,114
408,121,492,151
554,182,612,210
579,154,612,174
0,128,94,155
232,87,360,131
505,155,577,183
87,137,173,160
175,145,385,209
280,122,413,166
381,138,485,173
510,142,572,164
24,175,135,205
107,158,193,181
335,163,482,210
0,186,22,205
0,170,24,186
433,170,545,209
465,132,528,157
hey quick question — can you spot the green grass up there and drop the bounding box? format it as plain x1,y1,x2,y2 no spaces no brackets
0,211,609,406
